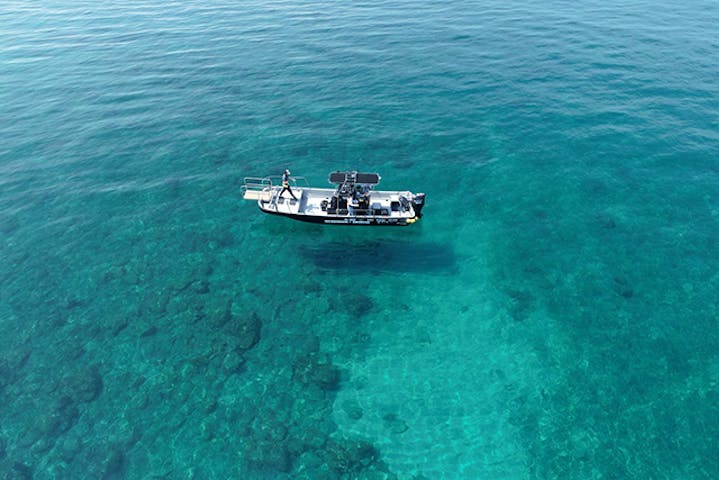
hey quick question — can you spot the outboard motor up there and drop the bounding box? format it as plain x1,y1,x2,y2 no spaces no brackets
412,193,426,218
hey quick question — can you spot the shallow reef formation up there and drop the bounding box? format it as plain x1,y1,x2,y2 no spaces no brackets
0,217,400,479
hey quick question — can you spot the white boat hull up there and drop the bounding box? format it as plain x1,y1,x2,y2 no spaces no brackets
258,187,421,226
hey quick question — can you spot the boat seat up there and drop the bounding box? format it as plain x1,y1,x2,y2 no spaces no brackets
371,202,388,215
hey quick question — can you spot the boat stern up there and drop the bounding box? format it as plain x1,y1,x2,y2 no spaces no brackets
412,192,426,218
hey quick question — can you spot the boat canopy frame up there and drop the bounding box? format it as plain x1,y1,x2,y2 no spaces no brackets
328,171,381,198
328,171,381,186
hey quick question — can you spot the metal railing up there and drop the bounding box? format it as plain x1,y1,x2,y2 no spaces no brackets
241,175,309,203
241,177,272,201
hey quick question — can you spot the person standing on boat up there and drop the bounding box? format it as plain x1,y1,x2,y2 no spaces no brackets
279,169,298,200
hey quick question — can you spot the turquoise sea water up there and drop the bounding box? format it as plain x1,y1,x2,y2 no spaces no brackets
2,0,719,478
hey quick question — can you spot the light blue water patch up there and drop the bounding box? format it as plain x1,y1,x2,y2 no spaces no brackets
1,0,719,478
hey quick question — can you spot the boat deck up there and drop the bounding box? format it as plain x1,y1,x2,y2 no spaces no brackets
259,186,416,219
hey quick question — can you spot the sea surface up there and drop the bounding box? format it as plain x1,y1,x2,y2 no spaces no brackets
2,1,719,478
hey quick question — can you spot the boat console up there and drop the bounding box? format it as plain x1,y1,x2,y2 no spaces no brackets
326,171,380,215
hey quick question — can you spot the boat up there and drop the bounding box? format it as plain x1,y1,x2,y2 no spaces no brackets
242,171,425,226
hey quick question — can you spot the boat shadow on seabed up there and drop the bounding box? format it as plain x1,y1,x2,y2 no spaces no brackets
299,240,457,275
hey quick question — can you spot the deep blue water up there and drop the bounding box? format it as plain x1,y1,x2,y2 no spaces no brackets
2,1,719,478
